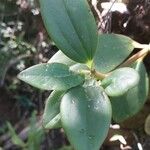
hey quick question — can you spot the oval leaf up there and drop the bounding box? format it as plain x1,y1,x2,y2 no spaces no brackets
110,61,149,122
48,50,76,66
18,63,84,91
101,67,140,97
60,85,112,150
93,34,135,73
39,0,98,63
43,91,64,129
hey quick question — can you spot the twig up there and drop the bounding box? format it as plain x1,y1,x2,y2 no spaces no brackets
91,0,103,25
99,0,117,32
119,48,149,68
91,69,108,80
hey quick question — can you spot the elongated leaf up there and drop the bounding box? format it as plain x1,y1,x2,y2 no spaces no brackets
7,122,26,147
61,85,112,150
48,51,90,74
93,34,135,73
27,112,44,150
40,0,98,63
110,61,149,122
102,67,140,97
48,50,76,66
18,63,84,91
48,51,90,75
43,91,64,129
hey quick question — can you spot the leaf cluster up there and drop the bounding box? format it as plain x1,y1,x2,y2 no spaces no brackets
18,0,150,150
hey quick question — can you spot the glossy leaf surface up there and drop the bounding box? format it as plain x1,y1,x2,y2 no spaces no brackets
102,67,140,97
40,0,98,63
61,85,112,150
48,50,76,66
93,34,135,73
18,63,84,90
43,91,64,129
110,61,149,122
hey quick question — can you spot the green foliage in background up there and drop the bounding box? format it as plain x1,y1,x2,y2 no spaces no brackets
7,112,44,150
0,0,37,86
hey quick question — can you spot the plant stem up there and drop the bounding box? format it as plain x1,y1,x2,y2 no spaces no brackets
119,47,149,68
86,59,93,69
91,69,108,80
132,41,150,49
86,43,150,80
80,69,91,75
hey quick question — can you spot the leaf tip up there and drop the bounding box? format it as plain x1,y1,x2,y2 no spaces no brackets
17,72,23,81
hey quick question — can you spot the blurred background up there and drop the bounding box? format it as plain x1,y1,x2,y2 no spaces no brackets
0,0,150,149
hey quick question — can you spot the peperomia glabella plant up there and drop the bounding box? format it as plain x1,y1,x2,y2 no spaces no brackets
18,0,150,150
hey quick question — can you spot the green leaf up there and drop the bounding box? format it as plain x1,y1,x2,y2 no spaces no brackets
101,67,140,97
48,50,89,74
110,61,149,122
70,63,89,73
39,0,98,63
60,84,112,150
27,111,44,150
43,91,64,129
7,122,26,147
48,50,76,66
45,113,61,129
18,63,84,91
93,34,135,73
